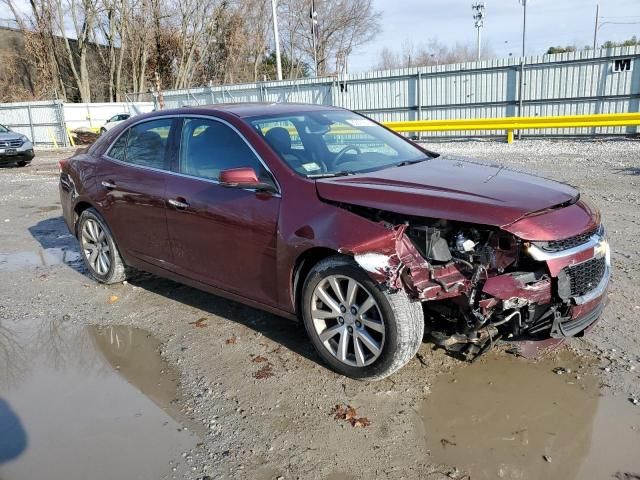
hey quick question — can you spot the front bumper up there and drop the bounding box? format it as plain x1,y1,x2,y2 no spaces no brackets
0,141,35,165
527,227,610,337
482,225,610,339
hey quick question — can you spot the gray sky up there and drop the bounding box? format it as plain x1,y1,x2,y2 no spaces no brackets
349,0,640,71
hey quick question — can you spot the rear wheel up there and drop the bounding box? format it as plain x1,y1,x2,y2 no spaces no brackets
16,160,28,167
77,208,128,284
301,255,424,380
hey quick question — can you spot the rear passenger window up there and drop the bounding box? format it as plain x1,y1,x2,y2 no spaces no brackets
107,119,172,169
178,118,270,183
108,131,128,161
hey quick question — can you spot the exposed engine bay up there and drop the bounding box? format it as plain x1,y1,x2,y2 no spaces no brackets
340,205,610,361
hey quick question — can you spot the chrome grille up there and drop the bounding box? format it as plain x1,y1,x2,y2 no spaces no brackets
0,138,23,148
535,226,598,253
564,256,607,297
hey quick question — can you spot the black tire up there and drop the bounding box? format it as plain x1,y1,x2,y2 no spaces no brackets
77,208,128,284
16,161,28,167
301,255,424,380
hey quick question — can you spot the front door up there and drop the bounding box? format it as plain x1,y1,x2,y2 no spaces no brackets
165,117,281,306
96,118,176,267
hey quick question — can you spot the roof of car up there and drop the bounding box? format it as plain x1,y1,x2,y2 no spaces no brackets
187,102,344,118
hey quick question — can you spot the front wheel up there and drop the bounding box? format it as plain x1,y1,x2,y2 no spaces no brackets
77,208,128,284
301,255,424,380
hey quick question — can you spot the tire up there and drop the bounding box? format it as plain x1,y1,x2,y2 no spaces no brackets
77,208,128,284
301,255,424,380
16,161,28,167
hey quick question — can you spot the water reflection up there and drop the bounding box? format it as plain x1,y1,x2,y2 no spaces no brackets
89,325,200,432
0,319,197,480
420,351,640,479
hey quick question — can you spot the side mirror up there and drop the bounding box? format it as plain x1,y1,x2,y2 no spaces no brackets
219,167,276,193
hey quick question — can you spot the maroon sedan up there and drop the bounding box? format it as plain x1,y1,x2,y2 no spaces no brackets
59,103,610,379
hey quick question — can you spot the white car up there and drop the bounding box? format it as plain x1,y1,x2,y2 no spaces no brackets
100,114,131,134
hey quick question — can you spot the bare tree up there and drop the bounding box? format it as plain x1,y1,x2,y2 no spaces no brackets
375,38,493,70
282,0,381,76
2,0,384,102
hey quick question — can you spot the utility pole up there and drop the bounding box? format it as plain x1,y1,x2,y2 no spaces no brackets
520,0,527,57
472,2,486,61
593,3,600,49
310,0,318,76
271,0,283,81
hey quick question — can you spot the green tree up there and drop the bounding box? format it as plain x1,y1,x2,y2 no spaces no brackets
259,51,311,81
546,46,577,54
602,36,640,48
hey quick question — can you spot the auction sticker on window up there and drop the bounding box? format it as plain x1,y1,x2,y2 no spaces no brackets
302,162,322,172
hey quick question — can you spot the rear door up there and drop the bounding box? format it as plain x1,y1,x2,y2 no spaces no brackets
165,116,281,306
96,117,176,267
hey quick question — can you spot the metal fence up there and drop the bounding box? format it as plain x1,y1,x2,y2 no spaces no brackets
2,46,639,145
0,100,68,147
136,46,640,138
0,101,155,146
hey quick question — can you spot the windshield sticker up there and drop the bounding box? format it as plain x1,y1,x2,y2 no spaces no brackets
302,162,322,172
345,118,375,127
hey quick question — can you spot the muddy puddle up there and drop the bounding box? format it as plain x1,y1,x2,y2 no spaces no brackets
0,320,198,480
0,247,82,271
420,350,640,479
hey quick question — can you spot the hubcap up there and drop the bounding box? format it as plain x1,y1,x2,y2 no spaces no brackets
80,218,112,276
311,275,385,367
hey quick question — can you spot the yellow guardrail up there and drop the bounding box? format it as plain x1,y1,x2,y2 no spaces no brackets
384,112,640,143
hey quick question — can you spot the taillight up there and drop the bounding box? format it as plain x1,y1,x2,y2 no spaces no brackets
58,159,68,173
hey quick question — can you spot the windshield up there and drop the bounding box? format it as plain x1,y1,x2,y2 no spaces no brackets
0,124,9,133
250,111,436,177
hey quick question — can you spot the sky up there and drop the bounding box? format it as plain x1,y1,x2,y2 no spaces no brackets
349,0,640,71
2,0,639,74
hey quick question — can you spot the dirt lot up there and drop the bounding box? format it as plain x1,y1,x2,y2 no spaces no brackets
1,139,639,480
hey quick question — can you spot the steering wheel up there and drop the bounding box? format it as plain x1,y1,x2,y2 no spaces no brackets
332,145,362,168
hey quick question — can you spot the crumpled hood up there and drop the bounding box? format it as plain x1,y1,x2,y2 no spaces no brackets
315,156,579,228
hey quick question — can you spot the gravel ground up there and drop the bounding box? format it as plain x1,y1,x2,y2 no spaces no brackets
1,139,639,479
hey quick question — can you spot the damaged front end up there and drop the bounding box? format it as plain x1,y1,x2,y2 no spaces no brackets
346,210,611,361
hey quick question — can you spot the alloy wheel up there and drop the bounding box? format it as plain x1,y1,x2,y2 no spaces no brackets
311,275,385,367
80,218,112,276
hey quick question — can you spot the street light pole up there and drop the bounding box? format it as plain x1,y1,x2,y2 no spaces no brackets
311,0,318,75
593,3,600,49
520,0,527,57
271,0,283,81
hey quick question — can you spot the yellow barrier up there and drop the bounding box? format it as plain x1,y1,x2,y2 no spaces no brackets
66,127,76,147
383,112,640,143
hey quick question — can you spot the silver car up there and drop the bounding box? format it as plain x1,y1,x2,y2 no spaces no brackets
100,114,131,135
0,124,34,167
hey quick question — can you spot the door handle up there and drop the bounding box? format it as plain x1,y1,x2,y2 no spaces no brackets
101,180,116,190
168,198,190,209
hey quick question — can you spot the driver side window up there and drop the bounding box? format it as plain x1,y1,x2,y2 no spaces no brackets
178,118,270,183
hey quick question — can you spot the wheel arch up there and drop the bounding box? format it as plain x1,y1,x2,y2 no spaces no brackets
73,200,97,237
292,247,346,318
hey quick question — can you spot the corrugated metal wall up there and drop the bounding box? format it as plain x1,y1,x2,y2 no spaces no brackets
2,46,639,145
154,46,640,138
